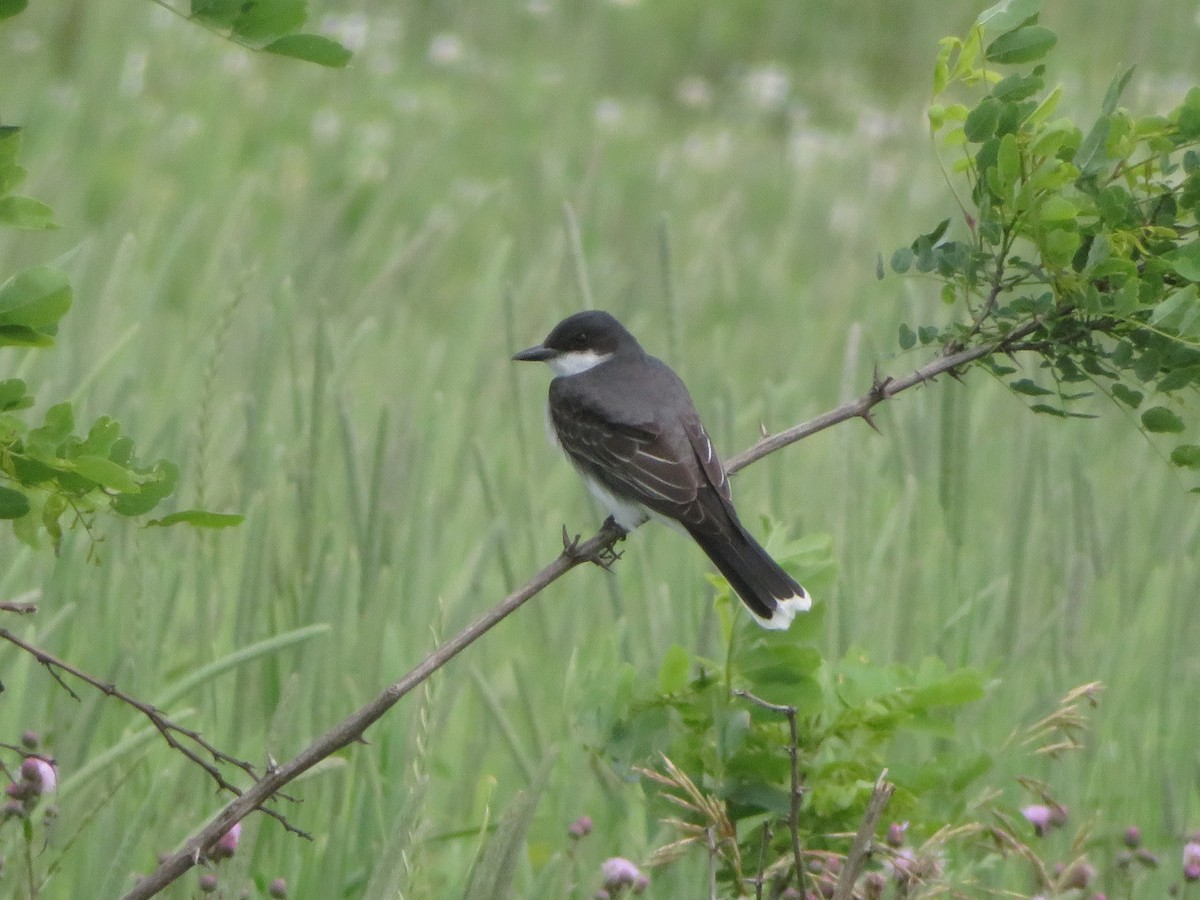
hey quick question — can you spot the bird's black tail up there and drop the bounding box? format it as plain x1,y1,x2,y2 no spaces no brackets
687,522,811,630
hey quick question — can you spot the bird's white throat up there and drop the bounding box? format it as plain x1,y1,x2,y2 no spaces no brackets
547,349,614,377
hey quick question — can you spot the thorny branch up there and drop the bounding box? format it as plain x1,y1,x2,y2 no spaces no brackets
0,629,307,838
734,690,807,896
124,321,1045,898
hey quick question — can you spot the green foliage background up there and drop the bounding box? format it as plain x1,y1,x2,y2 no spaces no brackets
2,1,1199,896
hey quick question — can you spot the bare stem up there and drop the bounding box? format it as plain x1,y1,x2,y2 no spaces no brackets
734,690,807,894
831,772,895,900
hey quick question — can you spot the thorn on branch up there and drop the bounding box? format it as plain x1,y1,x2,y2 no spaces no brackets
869,368,893,402
859,408,882,434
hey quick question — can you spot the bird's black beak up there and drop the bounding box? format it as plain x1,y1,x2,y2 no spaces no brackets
512,345,557,362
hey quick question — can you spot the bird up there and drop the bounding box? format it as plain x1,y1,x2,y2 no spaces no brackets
513,309,811,630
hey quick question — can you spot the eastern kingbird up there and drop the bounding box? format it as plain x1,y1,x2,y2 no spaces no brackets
513,310,811,630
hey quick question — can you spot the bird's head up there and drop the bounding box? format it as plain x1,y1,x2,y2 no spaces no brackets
512,310,639,376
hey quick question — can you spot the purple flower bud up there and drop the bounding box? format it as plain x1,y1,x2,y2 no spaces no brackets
593,892,610,900
1124,826,1142,848
887,821,909,848
20,731,38,750
20,757,56,794
1135,848,1159,868
1059,860,1096,890
779,888,802,900
889,848,916,884
568,815,593,839
268,877,288,898
1022,805,1053,837
632,872,649,894
601,857,642,890
199,872,218,893
5,782,30,801
862,871,887,900
1049,804,1068,828
212,821,242,859
1184,842,1200,881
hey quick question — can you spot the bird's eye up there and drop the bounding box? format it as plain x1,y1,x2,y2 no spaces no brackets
572,332,588,348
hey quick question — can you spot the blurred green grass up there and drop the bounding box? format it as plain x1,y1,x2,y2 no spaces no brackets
2,1,1200,896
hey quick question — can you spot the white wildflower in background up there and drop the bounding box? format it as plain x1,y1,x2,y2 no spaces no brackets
319,13,369,53
594,98,623,129
676,76,713,110
744,64,790,111
428,32,465,65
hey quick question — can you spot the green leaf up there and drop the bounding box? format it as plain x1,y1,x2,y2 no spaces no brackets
1111,383,1143,408
1038,195,1077,222
963,98,1000,142
658,644,690,694
0,0,28,21
996,132,1020,191
0,266,72,333
1074,115,1111,173
1101,66,1136,116
1165,241,1200,282
985,25,1056,64
1010,378,1053,396
263,33,353,67
145,510,245,528
232,0,305,42
72,455,142,493
0,325,53,348
1170,445,1200,469
898,323,916,350
0,378,30,411
890,247,913,274
975,0,1041,34
0,196,56,230
0,485,29,519
1141,406,1185,433
1150,285,1199,327
112,460,179,516
1178,87,1200,140
991,71,1043,102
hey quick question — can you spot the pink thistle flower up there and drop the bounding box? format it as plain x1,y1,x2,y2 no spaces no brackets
568,815,593,839
1022,804,1053,837
601,857,642,890
20,757,56,794
1184,840,1200,881
212,821,242,859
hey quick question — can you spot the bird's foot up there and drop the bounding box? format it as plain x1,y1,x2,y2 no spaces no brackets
560,523,625,570
600,516,629,540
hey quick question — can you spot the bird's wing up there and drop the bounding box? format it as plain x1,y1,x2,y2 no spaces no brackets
549,381,735,530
